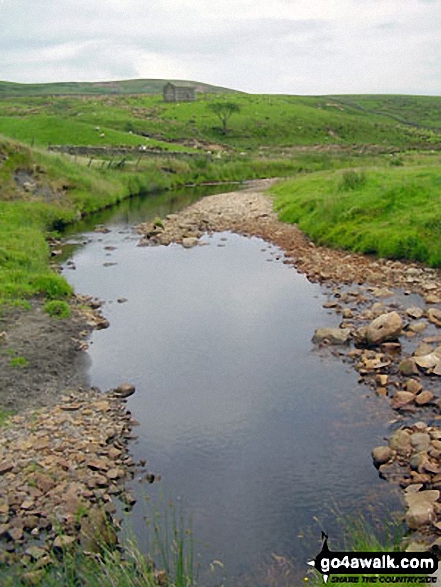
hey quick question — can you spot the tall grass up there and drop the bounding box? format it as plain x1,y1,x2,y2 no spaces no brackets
0,502,198,587
272,165,441,267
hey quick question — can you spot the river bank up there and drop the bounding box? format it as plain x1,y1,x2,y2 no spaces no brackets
137,179,441,550
1,177,440,577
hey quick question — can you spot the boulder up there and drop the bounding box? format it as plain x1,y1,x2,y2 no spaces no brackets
312,328,351,345
372,446,393,468
366,312,403,345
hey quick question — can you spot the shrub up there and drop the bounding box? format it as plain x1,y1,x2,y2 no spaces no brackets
43,300,71,319
339,170,366,191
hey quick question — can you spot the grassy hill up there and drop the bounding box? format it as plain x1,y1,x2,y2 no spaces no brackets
0,79,237,97
1,90,441,152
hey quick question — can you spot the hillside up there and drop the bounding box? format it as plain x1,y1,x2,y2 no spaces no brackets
1,92,441,152
0,79,238,97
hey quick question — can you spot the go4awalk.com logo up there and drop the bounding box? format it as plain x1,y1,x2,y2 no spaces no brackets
307,533,438,584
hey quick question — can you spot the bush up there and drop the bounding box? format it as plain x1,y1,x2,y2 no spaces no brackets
43,300,71,319
339,170,366,191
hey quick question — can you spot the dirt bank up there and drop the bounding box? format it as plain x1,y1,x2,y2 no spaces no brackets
0,300,92,413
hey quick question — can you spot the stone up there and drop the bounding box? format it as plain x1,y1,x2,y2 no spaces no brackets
0,462,14,475
415,391,434,406
408,321,427,334
406,307,424,319
312,328,351,345
425,294,441,304
399,358,419,376
414,353,441,370
405,489,440,507
405,379,422,394
391,391,415,409
414,343,434,357
410,433,431,452
114,383,136,398
428,308,441,327
366,312,403,345
182,237,199,248
406,501,434,529
25,546,47,560
389,429,412,455
372,446,393,467
53,534,76,549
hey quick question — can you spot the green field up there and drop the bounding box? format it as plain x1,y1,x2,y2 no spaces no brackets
1,90,441,152
272,165,441,266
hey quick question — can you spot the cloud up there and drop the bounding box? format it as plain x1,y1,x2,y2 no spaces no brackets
0,0,440,93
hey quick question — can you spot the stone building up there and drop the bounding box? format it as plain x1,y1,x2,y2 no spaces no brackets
163,82,196,103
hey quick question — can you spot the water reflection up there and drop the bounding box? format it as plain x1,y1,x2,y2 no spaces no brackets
63,218,401,585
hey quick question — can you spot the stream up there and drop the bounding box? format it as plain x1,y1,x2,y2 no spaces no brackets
62,185,401,586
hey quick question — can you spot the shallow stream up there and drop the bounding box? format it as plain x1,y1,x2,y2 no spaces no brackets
62,186,401,585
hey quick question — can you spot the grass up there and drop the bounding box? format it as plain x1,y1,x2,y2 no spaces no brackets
43,300,71,319
1,93,441,154
308,513,406,586
9,356,29,368
0,499,197,587
272,165,441,267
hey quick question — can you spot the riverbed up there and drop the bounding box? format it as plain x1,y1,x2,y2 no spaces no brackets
61,184,402,585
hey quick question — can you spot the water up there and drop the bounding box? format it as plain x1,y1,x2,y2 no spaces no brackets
62,188,401,585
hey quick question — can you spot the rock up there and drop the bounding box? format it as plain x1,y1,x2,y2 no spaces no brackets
410,452,428,471
406,307,424,319
312,328,351,345
366,312,403,345
372,446,393,467
389,429,412,455
182,237,199,248
415,391,434,406
408,321,427,333
391,391,415,409
53,534,77,549
25,546,47,560
414,343,434,357
428,308,441,327
114,383,136,398
399,358,419,376
405,490,440,507
87,458,109,472
410,433,431,452
405,379,422,394
405,499,433,529
33,472,55,493
425,294,441,304
414,353,441,370
0,462,14,475
117,297,128,304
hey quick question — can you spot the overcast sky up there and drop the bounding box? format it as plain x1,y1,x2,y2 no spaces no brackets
1,0,440,95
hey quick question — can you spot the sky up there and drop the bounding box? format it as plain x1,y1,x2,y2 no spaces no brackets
0,0,440,95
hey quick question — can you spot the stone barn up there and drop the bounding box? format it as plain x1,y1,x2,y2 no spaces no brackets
163,82,196,103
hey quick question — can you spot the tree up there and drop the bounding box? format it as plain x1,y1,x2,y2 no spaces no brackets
207,101,240,135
